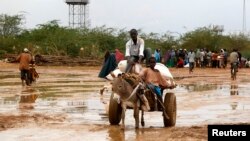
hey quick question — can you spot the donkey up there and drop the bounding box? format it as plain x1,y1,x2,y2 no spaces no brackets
111,75,148,129
27,64,39,85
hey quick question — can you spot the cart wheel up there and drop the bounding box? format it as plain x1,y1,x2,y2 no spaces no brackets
108,92,122,125
163,92,176,127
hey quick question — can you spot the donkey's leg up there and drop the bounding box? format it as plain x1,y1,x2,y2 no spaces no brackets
133,104,140,128
141,110,145,127
121,104,126,130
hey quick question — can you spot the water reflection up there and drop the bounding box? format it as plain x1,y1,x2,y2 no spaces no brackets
179,83,218,92
63,101,87,113
178,83,242,96
19,94,38,103
108,126,125,141
230,83,239,95
19,88,39,109
230,102,238,110
0,98,18,105
230,82,239,110
107,127,153,141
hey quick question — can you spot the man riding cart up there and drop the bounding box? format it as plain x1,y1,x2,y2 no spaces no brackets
109,57,177,129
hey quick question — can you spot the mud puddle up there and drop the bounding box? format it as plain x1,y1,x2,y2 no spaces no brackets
0,66,250,140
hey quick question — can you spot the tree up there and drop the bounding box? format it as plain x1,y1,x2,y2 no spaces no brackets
0,14,23,37
180,26,223,51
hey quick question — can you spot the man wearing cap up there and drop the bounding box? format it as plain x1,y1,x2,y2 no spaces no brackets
16,48,33,86
125,29,144,72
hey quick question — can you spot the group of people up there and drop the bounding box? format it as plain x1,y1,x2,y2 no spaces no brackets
162,48,238,68
16,28,246,111
99,28,247,79
98,28,248,97
99,29,168,83
98,29,172,110
124,29,168,98
17,28,246,89
154,47,248,75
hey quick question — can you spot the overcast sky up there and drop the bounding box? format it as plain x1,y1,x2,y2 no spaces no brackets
0,0,249,34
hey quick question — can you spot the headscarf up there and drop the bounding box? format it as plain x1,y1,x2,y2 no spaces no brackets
164,50,170,60
154,49,160,62
115,49,124,63
98,53,117,79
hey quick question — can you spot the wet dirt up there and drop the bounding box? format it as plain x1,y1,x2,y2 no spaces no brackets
0,62,250,141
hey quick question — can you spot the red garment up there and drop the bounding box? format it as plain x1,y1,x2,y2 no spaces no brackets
212,53,218,60
115,49,124,62
177,59,184,68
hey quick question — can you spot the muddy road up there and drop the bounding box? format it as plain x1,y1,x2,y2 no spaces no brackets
0,62,250,141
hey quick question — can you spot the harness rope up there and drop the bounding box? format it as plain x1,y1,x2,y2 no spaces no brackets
124,82,143,101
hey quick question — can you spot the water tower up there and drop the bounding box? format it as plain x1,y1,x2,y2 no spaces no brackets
243,0,247,33
65,0,90,28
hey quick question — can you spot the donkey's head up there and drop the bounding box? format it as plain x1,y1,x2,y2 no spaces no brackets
111,76,134,100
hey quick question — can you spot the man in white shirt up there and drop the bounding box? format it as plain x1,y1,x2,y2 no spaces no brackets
125,29,144,72
200,49,205,68
188,49,196,73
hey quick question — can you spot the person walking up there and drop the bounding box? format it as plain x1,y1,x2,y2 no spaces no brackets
229,49,239,79
188,49,195,74
16,48,33,86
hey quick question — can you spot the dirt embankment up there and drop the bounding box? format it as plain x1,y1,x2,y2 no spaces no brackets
2,54,102,66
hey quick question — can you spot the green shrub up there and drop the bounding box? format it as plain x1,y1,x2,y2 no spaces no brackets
0,50,7,59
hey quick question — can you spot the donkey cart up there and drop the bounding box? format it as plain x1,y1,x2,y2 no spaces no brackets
108,89,176,127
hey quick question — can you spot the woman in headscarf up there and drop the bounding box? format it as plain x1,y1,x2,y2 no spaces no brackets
115,49,124,63
154,49,161,63
164,50,171,66
98,51,117,79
